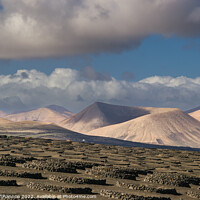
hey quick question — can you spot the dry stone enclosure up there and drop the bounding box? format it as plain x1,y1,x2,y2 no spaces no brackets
0,135,199,200
144,172,200,187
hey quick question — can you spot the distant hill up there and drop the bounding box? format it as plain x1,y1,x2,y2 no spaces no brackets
89,109,200,148
60,102,178,133
5,104,73,124
5,107,68,124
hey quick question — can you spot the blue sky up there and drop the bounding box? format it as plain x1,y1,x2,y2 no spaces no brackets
1,0,200,112
0,35,200,81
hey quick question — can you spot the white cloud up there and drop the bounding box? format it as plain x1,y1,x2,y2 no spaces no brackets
0,68,200,112
0,0,200,58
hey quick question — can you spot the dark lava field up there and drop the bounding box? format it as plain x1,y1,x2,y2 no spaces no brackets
0,135,200,200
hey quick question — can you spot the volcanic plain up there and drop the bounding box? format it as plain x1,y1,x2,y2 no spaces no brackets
0,135,199,200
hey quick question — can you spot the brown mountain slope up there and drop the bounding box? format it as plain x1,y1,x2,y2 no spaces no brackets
88,109,200,148
60,102,178,133
5,108,68,124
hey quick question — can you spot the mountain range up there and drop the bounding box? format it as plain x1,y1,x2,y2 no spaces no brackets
0,116,199,152
0,102,200,148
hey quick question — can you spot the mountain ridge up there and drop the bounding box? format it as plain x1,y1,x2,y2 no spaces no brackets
60,102,179,133
2,101,200,148
88,109,200,148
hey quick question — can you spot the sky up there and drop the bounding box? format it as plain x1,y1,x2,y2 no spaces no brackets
0,0,200,113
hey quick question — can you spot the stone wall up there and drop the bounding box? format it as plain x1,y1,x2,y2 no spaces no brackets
100,189,171,200
116,181,178,195
144,172,200,187
23,160,77,173
49,175,106,185
0,180,17,186
26,182,92,194
0,169,44,179
85,166,140,180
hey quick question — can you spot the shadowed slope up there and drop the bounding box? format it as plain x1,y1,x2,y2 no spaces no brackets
88,109,200,148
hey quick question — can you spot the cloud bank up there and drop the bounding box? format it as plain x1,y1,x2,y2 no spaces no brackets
0,0,200,58
0,68,200,112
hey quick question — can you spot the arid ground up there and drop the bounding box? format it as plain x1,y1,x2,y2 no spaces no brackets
0,135,199,200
